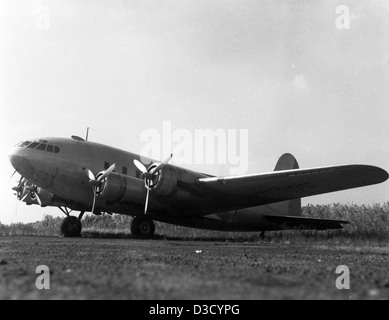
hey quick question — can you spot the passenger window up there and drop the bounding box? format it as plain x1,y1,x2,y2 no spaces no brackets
122,167,128,175
27,142,39,149
46,145,54,152
54,146,60,153
36,144,47,151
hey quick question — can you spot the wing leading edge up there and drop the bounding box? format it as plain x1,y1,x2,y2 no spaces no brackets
197,164,388,210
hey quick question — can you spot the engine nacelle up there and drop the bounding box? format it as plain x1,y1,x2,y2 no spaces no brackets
98,172,145,204
98,166,179,204
150,165,178,197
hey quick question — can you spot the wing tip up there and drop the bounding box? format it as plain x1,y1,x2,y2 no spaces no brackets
366,165,389,184
348,165,389,185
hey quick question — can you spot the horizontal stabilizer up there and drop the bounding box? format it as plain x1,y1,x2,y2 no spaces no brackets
263,215,349,230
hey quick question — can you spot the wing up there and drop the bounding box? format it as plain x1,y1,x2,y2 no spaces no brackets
197,165,388,211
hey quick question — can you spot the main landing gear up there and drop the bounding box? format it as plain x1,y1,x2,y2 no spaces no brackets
59,207,84,237
57,207,156,239
131,216,155,239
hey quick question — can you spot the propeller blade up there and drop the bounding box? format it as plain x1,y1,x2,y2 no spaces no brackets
153,153,173,173
11,170,17,179
10,171,22,188
21,192,29,201
91,186,97,214
18,177,26,186
144,182,150,215
35,192,42,206
19,187,28,200
98,163,116,181
133,159,148,174
162,153,173,164
84,168,95,181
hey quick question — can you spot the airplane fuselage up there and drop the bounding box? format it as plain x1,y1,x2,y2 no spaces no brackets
11,136,386,235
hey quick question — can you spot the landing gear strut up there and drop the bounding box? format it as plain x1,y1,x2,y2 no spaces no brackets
131,216,155,239
60,211,85,237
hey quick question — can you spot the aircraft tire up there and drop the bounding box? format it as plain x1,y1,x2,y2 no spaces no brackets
60,216,82,237
131,216,155,239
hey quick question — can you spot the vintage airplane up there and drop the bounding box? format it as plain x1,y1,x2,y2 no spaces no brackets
8,136,389,238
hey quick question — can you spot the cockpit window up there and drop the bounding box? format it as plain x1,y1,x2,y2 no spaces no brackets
19,140,60,153
36,144,47,151
21,141,32,147
27,142,39,149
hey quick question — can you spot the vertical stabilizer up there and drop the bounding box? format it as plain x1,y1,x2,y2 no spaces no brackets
274,153,299,171
270,153,301,216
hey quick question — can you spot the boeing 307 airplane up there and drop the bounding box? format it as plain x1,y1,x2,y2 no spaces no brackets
8,136,389,238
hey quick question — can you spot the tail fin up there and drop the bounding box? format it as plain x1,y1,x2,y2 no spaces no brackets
274,153,299,171
269,153,301,216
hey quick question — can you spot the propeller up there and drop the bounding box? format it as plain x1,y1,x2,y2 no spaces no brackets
133,154,173,215
11,175,27,199
12,179,24,197
12,177,42,206
84,163,116,214
11,171,22,216
22,185,42,206
10,170,22,192
11,172,43,206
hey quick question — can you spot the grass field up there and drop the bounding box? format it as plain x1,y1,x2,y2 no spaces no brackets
1,203,389,242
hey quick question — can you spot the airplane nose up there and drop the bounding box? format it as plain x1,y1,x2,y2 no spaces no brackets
8,146,25,171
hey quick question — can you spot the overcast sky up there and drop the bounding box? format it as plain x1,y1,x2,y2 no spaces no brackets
1,0,388,224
